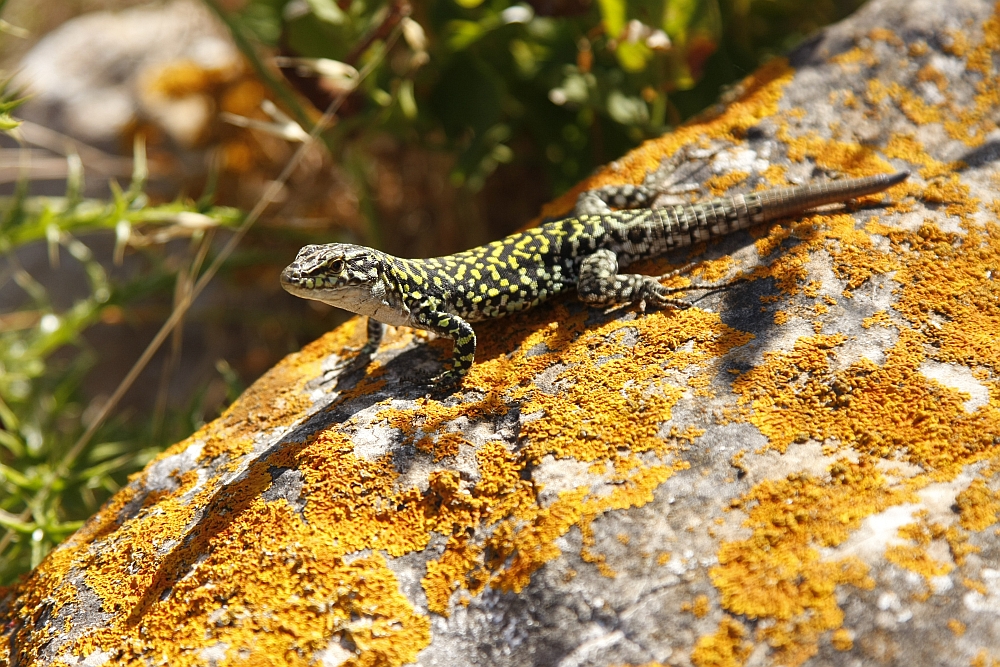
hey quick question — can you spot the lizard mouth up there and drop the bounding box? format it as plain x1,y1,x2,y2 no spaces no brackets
280,266,326,296
280,266,307,290
279,267,367,307
279,265,300,286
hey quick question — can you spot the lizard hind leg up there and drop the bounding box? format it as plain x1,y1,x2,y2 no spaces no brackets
577,248,691,312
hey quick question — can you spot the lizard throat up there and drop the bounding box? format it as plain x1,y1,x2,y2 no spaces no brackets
281,278,413,327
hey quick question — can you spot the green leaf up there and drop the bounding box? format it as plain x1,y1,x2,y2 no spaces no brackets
398,79,417,119
445,20,486,50
0,113,20,131
0,430,24,458
0,510,34,534
86,441,131,463
510,39,539,78
607,90,649,125
596,0,625,38
304,0,346,25
615,41,652,72
454,0,485,9
0,463,32,489
663,0,703,38
46,520,84,537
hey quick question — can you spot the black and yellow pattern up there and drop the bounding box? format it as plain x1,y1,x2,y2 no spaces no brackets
281,171,908,383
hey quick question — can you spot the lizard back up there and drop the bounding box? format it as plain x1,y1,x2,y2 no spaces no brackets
381,171,909,323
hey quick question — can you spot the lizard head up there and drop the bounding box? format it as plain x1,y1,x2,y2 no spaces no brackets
280,243,385,306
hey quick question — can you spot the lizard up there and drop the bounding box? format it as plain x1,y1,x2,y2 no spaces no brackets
281,169,909,384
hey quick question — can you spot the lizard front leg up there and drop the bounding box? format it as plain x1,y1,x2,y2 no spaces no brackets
577,248,691,311
412,309,477,384
362,317,384,356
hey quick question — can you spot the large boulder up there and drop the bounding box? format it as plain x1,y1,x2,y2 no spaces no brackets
4,0,1000,665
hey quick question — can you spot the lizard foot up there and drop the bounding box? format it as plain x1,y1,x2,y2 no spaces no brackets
638,274,695,312
639,293,692,313
425,368,465,393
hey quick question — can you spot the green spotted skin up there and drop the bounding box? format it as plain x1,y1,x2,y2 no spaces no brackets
281,171,908,382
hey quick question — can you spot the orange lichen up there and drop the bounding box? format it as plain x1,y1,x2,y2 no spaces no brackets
956,479,1000,531
692,594,710,618
77,450,434,665
710,18,1000,651
861,310,894,329
916,63,947,91
830,628,854,651
751,218,793,259
711,459,903,665
868,80,943,127
869,27,903,46
691,617,752,667
691,254,734,283
879,222,1000,373
865,20,1000,148
973,651,1000,667
884,544,953,579
705,171,749,196
965,577,989,596
415,431,466,461
422,533,484,616
830,47,873,68
946,525,980,567
732,328,999,471
826,214,900,289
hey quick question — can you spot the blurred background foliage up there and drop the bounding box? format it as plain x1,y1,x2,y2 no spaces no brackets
0,0,866,584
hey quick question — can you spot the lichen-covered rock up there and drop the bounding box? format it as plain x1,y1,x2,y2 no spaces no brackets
4,0,1000,665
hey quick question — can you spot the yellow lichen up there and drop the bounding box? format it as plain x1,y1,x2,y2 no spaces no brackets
956,479,1000,531
706,171,750,196
691,617,752,667
710,459,903,665
830,628,854,651
884,544,953,579
973,650,1000,667
692,594,710,618
861,310,894,329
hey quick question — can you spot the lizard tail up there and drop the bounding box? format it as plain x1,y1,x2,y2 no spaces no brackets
757,170,910,222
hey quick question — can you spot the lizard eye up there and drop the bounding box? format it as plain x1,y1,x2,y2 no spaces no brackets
328,258,345,274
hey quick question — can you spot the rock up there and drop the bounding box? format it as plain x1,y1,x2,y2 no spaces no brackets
9,0,248,199
15,0,239,149
4,0,1000,665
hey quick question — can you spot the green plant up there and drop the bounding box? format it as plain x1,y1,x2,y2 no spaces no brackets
0,140,242,584
216,0,866,195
